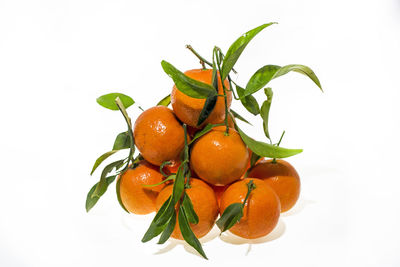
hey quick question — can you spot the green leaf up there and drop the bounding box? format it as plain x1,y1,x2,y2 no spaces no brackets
221,22,277,79
157,94,171,106
161,60,215,99
237,127,303,158
96,93,134,110
178,206,208,259
250,151,261,167
86,175,116,212
112,132,131,150
216,203,243,233
243,64,323,97
197,92,218,126
230,109,252,125
260,87,273,140
172,165,186,204
142,197,172,242
189,123,224,145
236,85,260,115
92,159,124,198
158,211,176,244
182,193,199,224
116,176,129,213
90,150,119,175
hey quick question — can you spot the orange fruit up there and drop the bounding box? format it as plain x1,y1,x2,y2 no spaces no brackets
155,178,219,239
171,69,232,128
134,106,186,166
247,159,300,212
119,160,165,215
220,178,281,239
190,126,249,186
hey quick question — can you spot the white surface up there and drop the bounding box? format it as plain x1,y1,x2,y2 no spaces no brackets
1,0,399,266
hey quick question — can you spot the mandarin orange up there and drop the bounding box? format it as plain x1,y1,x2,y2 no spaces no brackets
220,178,280,239
133,106,186,166
247,159,300,212
190,126,249,186
119,160,165,215
171,69,232,128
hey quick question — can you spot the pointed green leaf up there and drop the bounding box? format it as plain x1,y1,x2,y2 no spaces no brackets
96,93,134,110
116,176,129,213
161,61,215,99
260,87,273,140
112,131,131,150
216,203,243,233
90,150,119,175
244,64,323,97
86,175,116,212
236,85,260,115
178,206,208,259
157,94,171,106
158,211,176,244
92,159,124,198
172,165,185,204
237,127,303,158
230,109,252,125
182,193,199,224
142,196,172,242
197,92,218,126
221,23,277,79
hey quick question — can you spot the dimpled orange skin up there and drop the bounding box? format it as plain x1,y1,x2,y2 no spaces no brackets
220,178,281,239
155,178,219,240
171,69,232,128
247,159,300,212
190,126,249,186
211,184,229,207
119,161,165,215
133,106,186,166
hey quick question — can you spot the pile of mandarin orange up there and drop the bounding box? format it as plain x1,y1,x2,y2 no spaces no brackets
88,23,321,259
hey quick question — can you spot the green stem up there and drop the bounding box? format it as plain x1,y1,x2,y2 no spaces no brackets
214,48,230,135
272,130,286,163
242,180,256,208
185,45,213,68
115,97,135,173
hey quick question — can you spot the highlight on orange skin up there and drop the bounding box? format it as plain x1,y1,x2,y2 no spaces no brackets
247,159,300,212
119,160,165,215
220,178,281,239
171,69,232,128
190,126,249,186
155,178,219,240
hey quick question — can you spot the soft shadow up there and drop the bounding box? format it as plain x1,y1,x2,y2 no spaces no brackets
281,198,316,217
154,228,219,258
154,241,178,255
219,219,286,246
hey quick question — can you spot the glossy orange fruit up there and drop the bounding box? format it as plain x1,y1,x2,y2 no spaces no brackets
119,160,165,215
220,178,281,239
247,159,300,212
155,178,219,239
133,106,186,166
171,69,232,128
190,126,249,186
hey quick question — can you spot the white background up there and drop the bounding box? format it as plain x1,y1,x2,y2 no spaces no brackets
1,0,399,266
